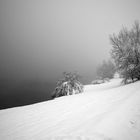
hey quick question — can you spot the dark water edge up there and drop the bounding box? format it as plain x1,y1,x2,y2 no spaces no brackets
0,79,56,110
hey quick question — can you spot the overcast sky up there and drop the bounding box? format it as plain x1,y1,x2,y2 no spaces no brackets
0,0,140,83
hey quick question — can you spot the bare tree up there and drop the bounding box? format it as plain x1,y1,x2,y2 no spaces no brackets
110,21,140,84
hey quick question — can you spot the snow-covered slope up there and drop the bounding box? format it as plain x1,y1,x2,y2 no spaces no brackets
0,78,140,140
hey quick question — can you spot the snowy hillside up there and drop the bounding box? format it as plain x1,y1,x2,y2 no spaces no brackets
0,78,140,140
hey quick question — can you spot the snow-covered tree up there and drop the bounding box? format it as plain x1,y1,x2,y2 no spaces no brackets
110,21,140,84
52,72,83,99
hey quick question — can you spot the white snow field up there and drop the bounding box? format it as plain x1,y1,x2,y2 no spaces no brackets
0,78,140,140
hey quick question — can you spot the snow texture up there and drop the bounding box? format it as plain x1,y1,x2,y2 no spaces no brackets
0,78,140,140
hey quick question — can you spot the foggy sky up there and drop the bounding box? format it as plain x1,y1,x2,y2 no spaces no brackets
0,0,140,83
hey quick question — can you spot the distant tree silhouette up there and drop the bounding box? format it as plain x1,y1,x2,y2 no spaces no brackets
52,72,83,99
96,60,116,80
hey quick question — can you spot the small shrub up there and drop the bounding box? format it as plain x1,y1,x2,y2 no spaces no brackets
52,72,83,99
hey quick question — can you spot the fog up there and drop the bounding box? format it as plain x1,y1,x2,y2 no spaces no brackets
0,0,140,109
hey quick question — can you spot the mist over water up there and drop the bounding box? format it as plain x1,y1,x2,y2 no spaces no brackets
0,77,55,109
0,0,140,109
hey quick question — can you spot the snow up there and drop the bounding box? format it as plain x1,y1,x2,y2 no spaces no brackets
0,78,140,140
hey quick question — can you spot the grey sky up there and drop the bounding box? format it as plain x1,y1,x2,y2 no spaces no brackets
0,0,140,83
